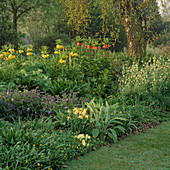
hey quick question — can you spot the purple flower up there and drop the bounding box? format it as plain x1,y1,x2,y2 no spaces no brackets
43,109,46,112
65,106,68,110
118,89,120,93
27,108,30,112
35,112,37,115
48,110,52,115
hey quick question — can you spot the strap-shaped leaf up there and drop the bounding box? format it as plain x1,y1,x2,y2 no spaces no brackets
114,125,126,133
108,128,117,143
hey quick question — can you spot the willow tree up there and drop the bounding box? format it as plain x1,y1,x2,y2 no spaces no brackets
64,0,161,59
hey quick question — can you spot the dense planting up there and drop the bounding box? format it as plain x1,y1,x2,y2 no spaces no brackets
0,40,169,169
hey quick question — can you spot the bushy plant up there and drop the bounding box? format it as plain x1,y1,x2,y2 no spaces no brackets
0,117,101,169
119,56,170,108
86,98,127,143
66,107,89,133
0,87,57,119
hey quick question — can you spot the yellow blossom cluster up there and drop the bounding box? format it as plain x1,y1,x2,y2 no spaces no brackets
72,108,88,119
74,134,91,146
70,52,78,57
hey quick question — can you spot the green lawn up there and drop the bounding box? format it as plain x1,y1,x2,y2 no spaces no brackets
67,121,170,170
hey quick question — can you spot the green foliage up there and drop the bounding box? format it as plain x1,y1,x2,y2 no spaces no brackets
0,87,57,119
0,117,101,169
119,55,170,109
86,99,127,143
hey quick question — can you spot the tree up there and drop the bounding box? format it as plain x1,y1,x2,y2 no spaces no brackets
0,0,13,46
2,0,43,49
64,0,163,59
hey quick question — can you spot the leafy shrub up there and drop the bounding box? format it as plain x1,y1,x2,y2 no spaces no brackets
86,98,127,143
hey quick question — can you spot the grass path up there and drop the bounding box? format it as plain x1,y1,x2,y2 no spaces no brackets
67,121,170,170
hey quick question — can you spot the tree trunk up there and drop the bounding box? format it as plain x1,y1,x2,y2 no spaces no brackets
13,11,18,49
123,5,146,60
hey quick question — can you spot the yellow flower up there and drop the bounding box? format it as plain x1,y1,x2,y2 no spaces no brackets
0,54,3,58
8,55,15,59
3,52,9,55
70,52,74,56
85,134,91,140
5,57,9,61
68,109,71,114
40,144,42,146
26,52,32,56
54,51,59,54
77,134,84,139
33,144,35,147
59,59,66,64
87,143,89,147
9,49,14,52
72,53,78,57
37,163,40,166
74,110,78,115
85,115,89,119
82,109,87,116
132,105,135,108
67,116,71,120
25,160,28,163
82,139,86,146
8,54,12,59
27,48,32,52
19,50,24,54
56,45,63,49
78,115,83,119
42,54,49,58
73,107,78,112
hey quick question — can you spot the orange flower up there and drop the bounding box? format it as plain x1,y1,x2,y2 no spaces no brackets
77,42,83,46
93,46,99,50
103,44,110,49
87,45,93,49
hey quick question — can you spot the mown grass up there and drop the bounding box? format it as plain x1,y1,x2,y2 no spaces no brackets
67,121,170,170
